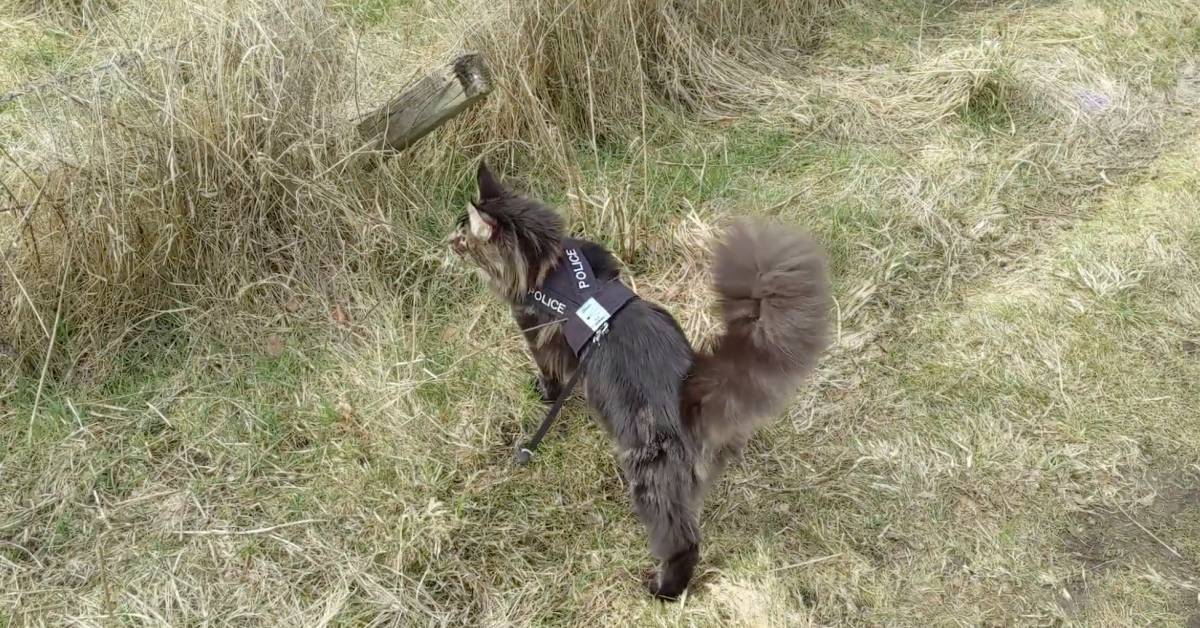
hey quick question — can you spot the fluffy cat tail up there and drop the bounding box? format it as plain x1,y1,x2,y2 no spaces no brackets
684,219,832,459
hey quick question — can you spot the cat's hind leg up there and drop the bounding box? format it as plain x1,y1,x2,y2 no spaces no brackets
621,420,701,600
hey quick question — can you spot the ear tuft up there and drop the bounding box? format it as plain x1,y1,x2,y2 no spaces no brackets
467,202,496,240
477,160,507,201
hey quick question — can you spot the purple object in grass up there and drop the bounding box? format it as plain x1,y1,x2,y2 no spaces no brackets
1076,89,1111,113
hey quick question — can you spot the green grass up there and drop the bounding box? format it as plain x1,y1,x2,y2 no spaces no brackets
0,18,70,90
331,0,412,27
3,0,1200,625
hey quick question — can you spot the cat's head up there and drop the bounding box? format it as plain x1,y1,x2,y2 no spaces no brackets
449,161,565,300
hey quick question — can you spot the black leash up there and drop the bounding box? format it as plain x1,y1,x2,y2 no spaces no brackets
514,337,597,466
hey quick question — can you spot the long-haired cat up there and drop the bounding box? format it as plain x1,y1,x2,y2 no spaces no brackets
449,162,830,599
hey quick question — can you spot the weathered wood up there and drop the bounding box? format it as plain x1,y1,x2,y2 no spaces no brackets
357,53,491,153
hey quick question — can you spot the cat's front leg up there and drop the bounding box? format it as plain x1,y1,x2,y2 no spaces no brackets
531,369,563,404
528,337,577,403
513,309,574,404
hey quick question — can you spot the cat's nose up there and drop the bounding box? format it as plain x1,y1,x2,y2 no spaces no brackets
448,233,466,253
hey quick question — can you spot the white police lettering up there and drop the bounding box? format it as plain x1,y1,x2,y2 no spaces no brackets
532,290,566,315
566,248,591,290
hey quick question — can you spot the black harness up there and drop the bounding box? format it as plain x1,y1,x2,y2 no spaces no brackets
527,239,636,356
515,239,636,464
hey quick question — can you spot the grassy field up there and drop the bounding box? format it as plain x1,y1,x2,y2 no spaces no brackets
2,0,1200,625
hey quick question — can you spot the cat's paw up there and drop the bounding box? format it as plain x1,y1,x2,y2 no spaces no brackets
641,567,660,594
531,375,562,404
642,567,682,601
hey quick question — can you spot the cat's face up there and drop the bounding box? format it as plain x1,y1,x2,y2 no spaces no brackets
448,162,564,300
448,161,506,258
449,199,520,298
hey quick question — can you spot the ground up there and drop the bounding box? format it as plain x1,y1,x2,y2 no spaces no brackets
2,0,1200,626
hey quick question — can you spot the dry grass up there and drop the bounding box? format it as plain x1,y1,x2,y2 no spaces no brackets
0,0,842,372
3,0,1200,625
3,0,407,378
467,0,839,137
11,0,111,27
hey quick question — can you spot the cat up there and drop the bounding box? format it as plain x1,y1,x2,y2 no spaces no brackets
449,162,831,600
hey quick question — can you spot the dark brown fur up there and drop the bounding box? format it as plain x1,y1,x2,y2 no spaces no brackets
450,162,831,599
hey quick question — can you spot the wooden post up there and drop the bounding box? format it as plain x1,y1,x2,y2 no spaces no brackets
357,53,492,153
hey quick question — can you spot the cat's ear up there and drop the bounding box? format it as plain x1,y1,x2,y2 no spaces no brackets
477,160,507,201
466,202,496,240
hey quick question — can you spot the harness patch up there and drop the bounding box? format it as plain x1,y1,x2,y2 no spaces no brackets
575,298,610,331
526,239,635,355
